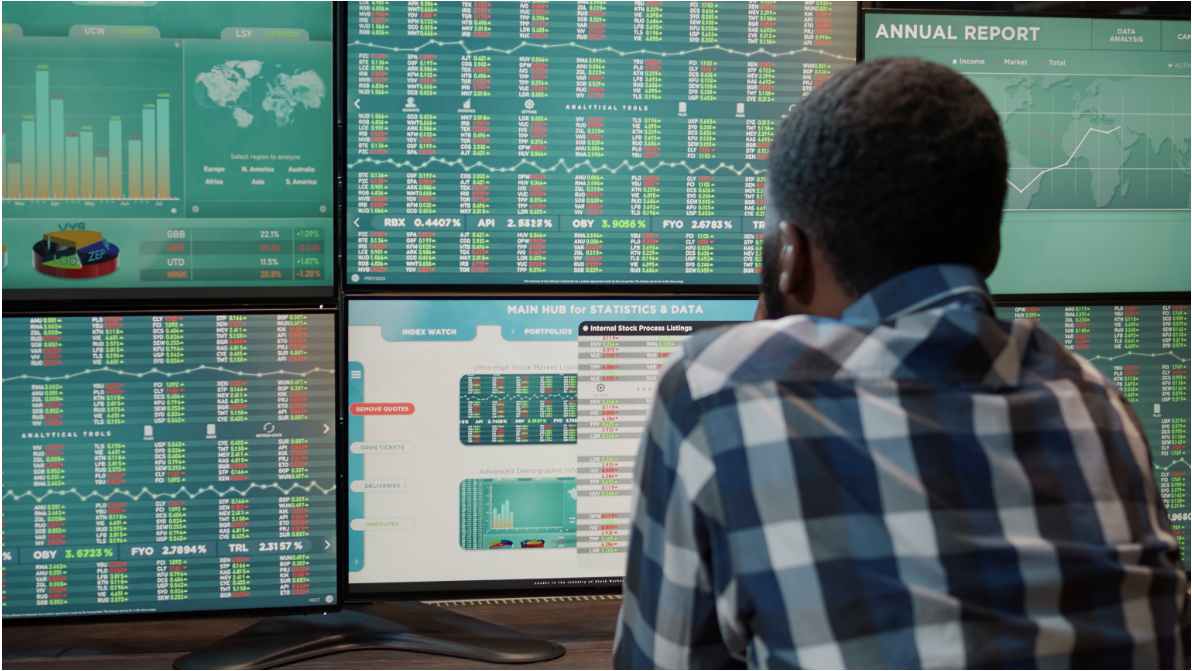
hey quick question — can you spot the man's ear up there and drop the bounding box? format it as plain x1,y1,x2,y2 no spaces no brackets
776,221,809,297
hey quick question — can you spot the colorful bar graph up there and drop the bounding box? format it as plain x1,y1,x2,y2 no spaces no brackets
65,135,79,199
142,106,155,199
108,119,122,199
21,121,35,199
94,157,108,199
79,131,93,199
35,69,49,198
50,96,65,198
155,98,169,198
128,140,141,199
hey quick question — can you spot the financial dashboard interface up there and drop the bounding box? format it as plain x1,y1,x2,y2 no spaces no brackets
346,1,857,287
345,298,757,592
2,2,333,300
864,13,1191,295
1,313,338,619
995,303,1189,568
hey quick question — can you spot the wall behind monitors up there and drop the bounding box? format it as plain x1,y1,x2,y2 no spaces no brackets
2,311,339,619
1,2,334,302
345,297,758,596
345,1,858,289
994,302,1190,569
862,11,1191,295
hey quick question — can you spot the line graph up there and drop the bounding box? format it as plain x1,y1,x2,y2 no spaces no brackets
1154,459,1190,473
350,39,855,61
1085,350,1190,364
3,365,336,383
347,156,765,175
3,480,337,503
1006,126,1121,194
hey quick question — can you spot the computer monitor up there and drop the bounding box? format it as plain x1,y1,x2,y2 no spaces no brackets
344,1,859,290
861,10,1191,296
993,299,1190,569
1,2,335,303
1,310,339,620
345,297,758,598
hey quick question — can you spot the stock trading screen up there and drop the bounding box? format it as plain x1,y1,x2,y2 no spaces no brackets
1,313,338,619
346,1,857,286
996,303,1189,568
2,2,333,300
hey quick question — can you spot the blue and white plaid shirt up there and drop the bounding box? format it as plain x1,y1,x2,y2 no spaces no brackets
614,264,1188,669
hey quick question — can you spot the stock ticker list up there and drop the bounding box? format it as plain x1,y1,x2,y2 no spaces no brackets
347,1,856,285
1,314,338,618
997,304,1190,567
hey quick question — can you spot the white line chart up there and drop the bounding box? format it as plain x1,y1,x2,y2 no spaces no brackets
1154,459,1190,473
1006,126,1121,194
349,39,855,61
347,156,766,175
2,365,336,384
3,480,337,503
1085,350,1190,364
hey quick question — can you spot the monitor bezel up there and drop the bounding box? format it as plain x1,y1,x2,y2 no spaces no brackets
0,1,342,311
341,292,758,602
992,291,1192,305
335,1,862,296
1,305,348,627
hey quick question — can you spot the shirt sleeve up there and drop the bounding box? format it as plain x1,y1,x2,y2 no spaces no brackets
613,344,745,670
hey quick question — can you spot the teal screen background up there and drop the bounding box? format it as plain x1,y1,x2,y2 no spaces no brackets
863,14,1190,295
2,2,333,296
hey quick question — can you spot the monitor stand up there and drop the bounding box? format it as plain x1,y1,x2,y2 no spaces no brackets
172,601,566,669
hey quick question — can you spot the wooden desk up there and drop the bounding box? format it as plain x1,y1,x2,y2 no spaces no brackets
2,596,621,670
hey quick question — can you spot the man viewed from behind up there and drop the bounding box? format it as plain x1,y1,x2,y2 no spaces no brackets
614,58,1188,669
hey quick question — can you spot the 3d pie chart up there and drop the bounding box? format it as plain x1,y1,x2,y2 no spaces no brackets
32,230,120,278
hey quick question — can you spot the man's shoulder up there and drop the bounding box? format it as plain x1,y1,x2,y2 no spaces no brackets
674,310,1121,403
677,315,833,402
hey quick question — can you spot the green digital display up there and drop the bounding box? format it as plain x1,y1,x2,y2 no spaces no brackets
864,13,1190,295
1,312,340,619
994,303,1189,569
345,1,859,287
1,2,333,300
459,478,578,550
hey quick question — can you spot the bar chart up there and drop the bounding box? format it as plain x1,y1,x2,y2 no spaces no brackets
2,66,175,203
459,478,579,550
1,38,183,218
492,500,516,530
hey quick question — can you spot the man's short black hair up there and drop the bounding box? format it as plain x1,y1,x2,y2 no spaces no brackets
767,57,1007,296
